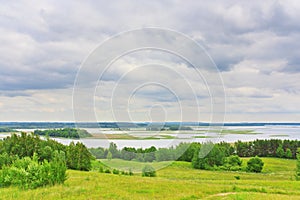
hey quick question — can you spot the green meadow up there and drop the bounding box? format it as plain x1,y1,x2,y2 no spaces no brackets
1,157,300,200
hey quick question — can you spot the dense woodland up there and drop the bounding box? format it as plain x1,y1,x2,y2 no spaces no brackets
33,128,92,139
0,133,93,189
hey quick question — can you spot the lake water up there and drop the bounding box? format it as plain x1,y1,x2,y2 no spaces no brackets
4,125,297,149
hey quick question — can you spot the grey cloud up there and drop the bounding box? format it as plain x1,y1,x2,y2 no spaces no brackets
0,0,299,121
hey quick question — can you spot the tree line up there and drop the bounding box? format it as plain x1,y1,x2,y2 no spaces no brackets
90,139,300,161
90,139,300,172
0,133,93,189
34,128,92,139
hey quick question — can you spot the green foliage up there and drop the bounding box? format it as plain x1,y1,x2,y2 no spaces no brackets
112,169,119,175
106,151,112,161
235,139,299,159
168,126,192,131
285,148,293,159
129,168,134,176
221,155,243,171
177,143,201,162
89,147,106,159
246,156,264,173
108,142,120,158
142,165,156,177
192,143,225,170
0,152,67,189
0,152,18,169
0,133,66,161
0,133,92,172
155,148,175,161
66,142,93,171
295,148,300,181
34,128,92,139
276,145,285,158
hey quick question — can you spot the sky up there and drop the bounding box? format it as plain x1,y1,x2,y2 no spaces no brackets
0,0,299,122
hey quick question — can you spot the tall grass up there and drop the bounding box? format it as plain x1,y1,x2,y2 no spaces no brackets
0,158,299,199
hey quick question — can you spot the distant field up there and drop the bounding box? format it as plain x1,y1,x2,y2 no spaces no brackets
1,157,300,199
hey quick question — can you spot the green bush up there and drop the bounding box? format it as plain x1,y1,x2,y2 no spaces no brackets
142,165,156,177
222,155,243,171
246,156,264,173
129,168,134,176
0,152,18,169
104,169,111,174
98,166,104,173
112,169,119,175
0,152,67,189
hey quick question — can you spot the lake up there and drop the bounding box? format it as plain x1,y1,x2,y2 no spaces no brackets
8,125,299,149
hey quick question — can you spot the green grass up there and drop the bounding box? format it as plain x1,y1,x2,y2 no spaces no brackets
1,158,300,199
193,135,216,138
99,159,173,172
269,134,289,137
219,129,261,135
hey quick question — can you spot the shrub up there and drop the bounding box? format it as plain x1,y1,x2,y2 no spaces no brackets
98,166,104,173
129,168,134,176
104,169,111,174
222,155,242,171
142,165,156,177
0,153,18,169
0,152,67,189
246,156,264,173
112,169,119,175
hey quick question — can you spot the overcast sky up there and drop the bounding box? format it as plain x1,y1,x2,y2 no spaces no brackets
0,0,299,122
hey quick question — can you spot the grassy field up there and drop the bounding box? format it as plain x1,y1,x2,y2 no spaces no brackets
1,158,300,199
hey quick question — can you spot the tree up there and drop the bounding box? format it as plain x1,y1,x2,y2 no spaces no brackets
142,165,156,177
75,142,93,171
246,156,264,173
49,151,67,185
177,142,200,162
89,147,105,159
192,143,225,170
276,145,285,158
144,146,156,162
223,155,242,171
107,151,112,161
66,142,92,171
285,148,293,159
0,151,67,189
295,148,300,180
108,143,120,158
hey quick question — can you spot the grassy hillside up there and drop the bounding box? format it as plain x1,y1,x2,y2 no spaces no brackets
1,158,300,199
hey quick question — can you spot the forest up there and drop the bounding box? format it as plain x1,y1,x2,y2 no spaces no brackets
33,128,92,138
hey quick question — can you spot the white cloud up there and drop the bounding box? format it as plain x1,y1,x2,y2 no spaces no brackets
0,0,299,122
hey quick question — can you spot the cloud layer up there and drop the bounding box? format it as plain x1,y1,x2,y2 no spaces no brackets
0,0,299,122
